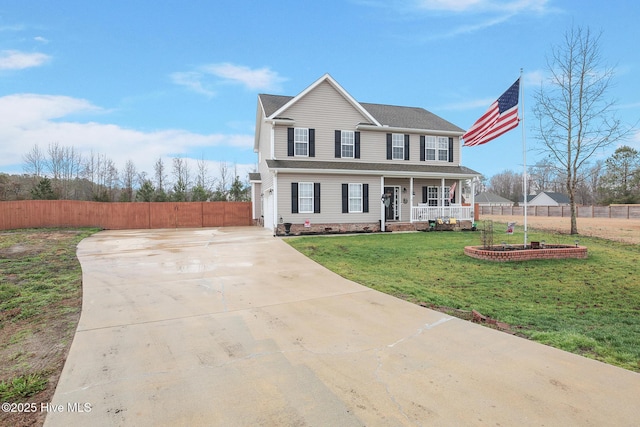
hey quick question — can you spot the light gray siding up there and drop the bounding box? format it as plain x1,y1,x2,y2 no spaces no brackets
276,173,382,225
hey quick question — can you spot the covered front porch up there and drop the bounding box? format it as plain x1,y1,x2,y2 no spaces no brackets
380,176,477,232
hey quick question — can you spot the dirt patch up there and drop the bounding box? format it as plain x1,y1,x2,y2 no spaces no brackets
481,215,640,245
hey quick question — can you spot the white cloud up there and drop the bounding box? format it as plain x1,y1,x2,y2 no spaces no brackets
414,0,549,14
170,71,216,97
0,50,51,70
172,63,286,96
34,36,50,44
202,63,287,91
0,94,254,177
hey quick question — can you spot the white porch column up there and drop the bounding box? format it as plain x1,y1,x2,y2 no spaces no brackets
410,177,414,222
441,177,445,209
380,176,385,232
273,173,278,232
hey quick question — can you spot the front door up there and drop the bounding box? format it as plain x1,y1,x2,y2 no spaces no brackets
383,186,400,221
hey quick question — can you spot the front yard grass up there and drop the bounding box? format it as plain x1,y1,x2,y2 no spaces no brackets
287,227,640,372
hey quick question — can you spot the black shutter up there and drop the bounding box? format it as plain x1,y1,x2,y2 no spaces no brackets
355,132,361,159
420,136,425,161
309,129,315,157
386,134,392,160
448,137,454,163
314,183,321,213
291,182,298,213
422,186,427,204
287,128,294,156
342,184,349,213
335,130,341,158
363,183,369,213
404,134,410,160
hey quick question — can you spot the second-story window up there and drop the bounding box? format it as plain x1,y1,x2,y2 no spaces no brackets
438,137,449,161
341,131,355,158
392,134,404,160
425,136,436,160
295,128,309,156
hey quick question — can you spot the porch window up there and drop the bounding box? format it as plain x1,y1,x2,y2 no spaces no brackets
294,128,309,156
438,137,449,161
427,186,438,206
341,131,354,158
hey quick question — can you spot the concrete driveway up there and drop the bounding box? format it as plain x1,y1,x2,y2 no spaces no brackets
45,227,639,426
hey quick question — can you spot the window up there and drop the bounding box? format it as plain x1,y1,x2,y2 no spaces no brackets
425,136,436,161
294,128,308,156
298,182,313,213
342,183,369,213
349,183,362,213
438,137,449,161
392,134,404,160
341,131,354,158
291,182,320,214
427,186,439,206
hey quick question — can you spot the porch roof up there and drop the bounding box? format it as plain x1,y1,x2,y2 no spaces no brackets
266,159,481,179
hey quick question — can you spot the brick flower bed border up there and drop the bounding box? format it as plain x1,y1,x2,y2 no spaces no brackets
464,244,587,262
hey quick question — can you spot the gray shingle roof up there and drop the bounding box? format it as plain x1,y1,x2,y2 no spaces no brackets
475,192,513,204
258,94,464,132
248,172,261,181
266,159,480,177
359,102,464,132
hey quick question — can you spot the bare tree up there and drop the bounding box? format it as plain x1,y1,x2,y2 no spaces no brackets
171,157,191,201
120,160,137,202
533,25,628,234
23,144,46,178
488,170,522,202
153,157,169,201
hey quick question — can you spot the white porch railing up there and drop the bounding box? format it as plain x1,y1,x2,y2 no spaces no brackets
411,204,473,222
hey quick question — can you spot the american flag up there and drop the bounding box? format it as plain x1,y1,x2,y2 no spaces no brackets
448,182,456,202
462,78,520,147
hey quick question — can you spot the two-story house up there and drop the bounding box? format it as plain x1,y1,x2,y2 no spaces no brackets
250,74,481,235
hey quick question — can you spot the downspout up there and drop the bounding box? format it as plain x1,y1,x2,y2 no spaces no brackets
273,172,278,235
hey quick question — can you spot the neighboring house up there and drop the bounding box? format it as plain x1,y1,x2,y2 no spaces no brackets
520,192,570,206
251,74,481,235
475,192,513,207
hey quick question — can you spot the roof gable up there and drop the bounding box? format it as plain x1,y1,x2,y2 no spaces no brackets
264,74,380,126
258,74,464,133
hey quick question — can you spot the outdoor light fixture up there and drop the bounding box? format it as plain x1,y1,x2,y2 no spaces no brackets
574,239,579,247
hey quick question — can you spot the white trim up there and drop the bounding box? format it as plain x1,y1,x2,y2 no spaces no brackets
357,124,463,136
272,174,278,233
267,167,478,179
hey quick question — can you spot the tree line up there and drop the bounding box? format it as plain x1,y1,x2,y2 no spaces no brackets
481,145,640,205
0,142,252,202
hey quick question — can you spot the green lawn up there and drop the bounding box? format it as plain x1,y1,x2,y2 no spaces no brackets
287,226,640,372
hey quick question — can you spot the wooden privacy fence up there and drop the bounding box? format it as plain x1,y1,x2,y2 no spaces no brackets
0,201,253,230
479,204,640,219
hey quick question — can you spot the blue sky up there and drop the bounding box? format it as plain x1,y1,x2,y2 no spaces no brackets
1,0,639,184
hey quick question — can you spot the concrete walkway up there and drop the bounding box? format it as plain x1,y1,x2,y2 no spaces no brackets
45,227,639,426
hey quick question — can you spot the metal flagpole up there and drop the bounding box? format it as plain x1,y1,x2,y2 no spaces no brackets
521,68,528,247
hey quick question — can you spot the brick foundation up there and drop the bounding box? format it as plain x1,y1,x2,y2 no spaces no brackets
275,220,475,236
276,222,380,236
464,244,588,262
